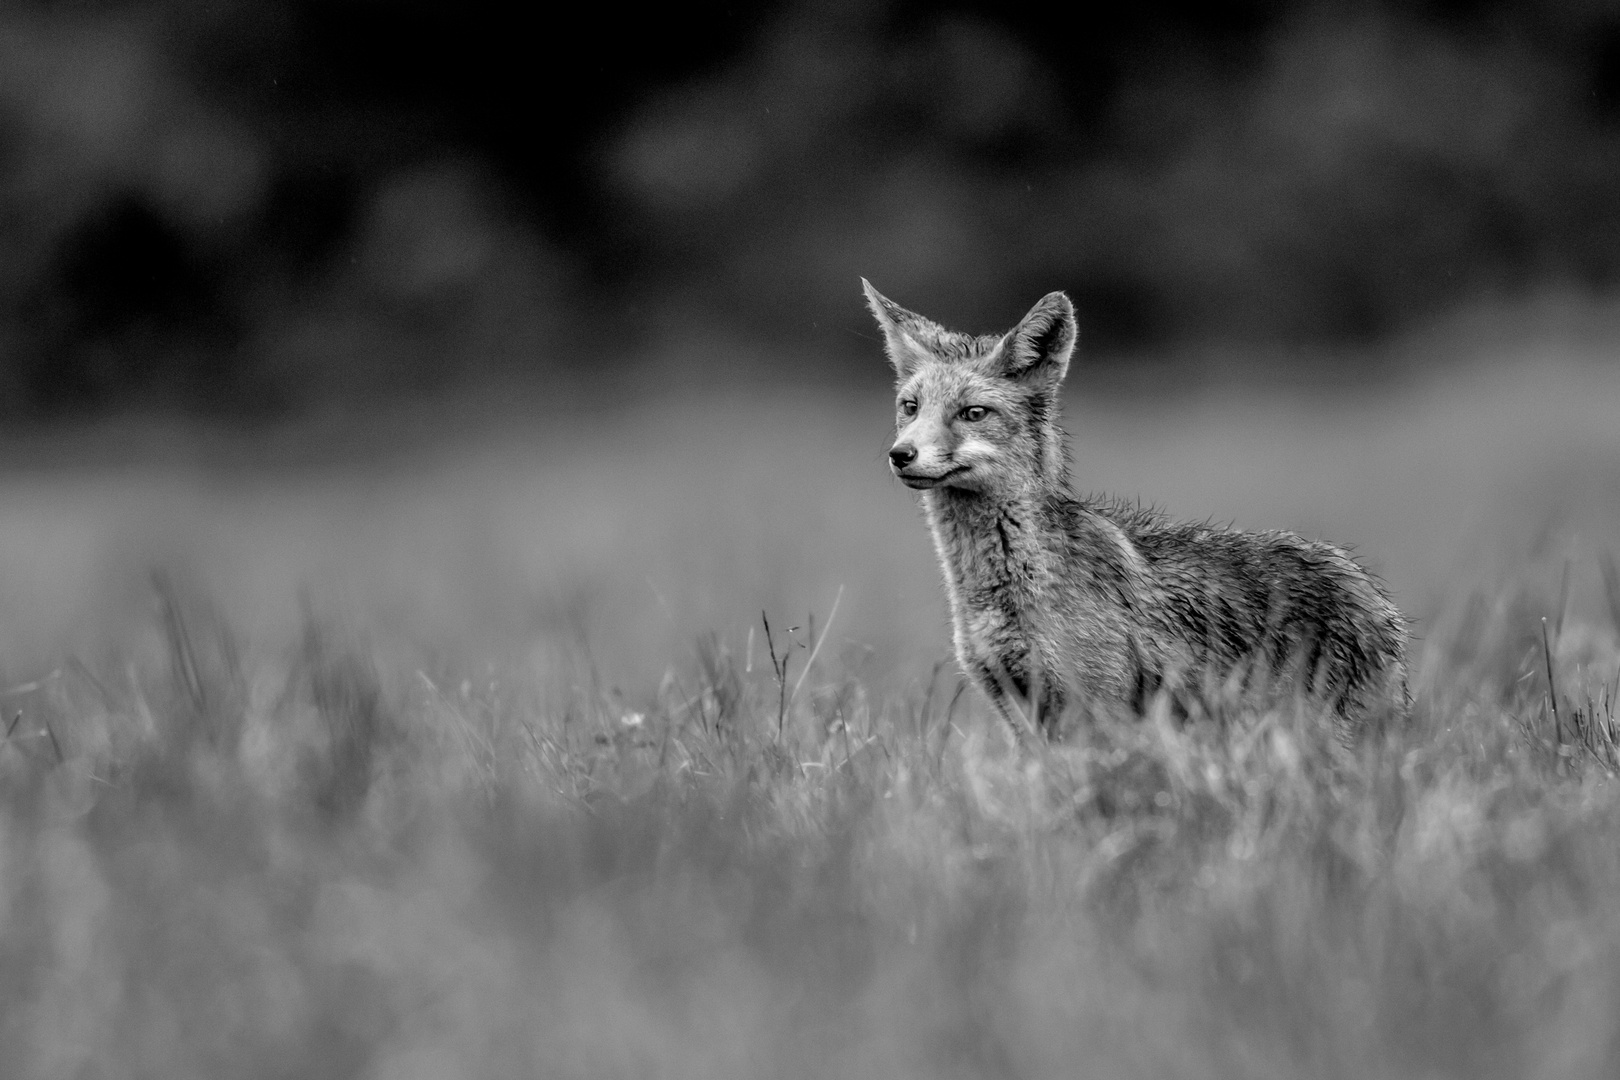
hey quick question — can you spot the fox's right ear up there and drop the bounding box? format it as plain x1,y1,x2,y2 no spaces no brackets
861,278,935,379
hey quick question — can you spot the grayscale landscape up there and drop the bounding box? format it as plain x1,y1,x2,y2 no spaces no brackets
4,3,1620,1077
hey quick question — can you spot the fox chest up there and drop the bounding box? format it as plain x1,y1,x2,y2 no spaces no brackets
935,532,1057,672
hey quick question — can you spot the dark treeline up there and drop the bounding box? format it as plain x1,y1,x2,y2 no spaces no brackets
3,0,1619,415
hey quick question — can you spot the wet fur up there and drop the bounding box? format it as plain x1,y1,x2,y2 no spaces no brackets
864,279,1409,737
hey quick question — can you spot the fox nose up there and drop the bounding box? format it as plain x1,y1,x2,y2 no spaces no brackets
889,444,916,469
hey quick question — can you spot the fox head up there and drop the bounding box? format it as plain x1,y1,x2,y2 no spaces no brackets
862,279,1076,496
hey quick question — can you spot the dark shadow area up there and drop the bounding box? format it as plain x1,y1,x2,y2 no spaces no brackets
3,0,1620,417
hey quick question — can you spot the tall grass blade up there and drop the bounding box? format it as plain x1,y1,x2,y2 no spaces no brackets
1542,616,1563,754
790,584,844,706
1555,558,1571,641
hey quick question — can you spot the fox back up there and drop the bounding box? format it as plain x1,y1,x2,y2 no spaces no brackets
863,279,1408,737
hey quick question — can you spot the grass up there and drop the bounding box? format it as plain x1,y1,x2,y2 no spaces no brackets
4,352,1620,1078
6,574,1619,1080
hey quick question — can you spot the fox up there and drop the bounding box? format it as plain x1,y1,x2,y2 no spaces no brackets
863,279,1409,739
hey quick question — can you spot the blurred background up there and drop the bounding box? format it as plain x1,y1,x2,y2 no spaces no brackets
6,0,1620,413
3,0,1620,689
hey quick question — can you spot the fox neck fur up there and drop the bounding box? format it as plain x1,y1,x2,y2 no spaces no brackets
923,482,1148,727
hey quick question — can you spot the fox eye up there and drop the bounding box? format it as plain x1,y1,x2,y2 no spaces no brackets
960,405,991,422
899,399,918,417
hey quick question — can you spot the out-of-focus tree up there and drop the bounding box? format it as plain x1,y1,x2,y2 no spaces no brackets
1,1,1618,415
607,3,1620,352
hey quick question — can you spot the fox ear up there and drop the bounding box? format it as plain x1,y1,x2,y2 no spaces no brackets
998,291,1076,385
861,278,937,379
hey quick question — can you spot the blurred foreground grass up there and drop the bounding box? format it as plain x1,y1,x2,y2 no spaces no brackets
4,343,1620,1077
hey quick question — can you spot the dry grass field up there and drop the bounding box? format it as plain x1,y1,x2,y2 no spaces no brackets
4,312,1620,1078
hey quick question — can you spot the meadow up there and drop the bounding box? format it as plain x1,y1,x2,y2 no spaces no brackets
4,307,1620,1078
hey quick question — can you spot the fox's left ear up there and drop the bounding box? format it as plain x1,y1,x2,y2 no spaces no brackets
999,292,1076,386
